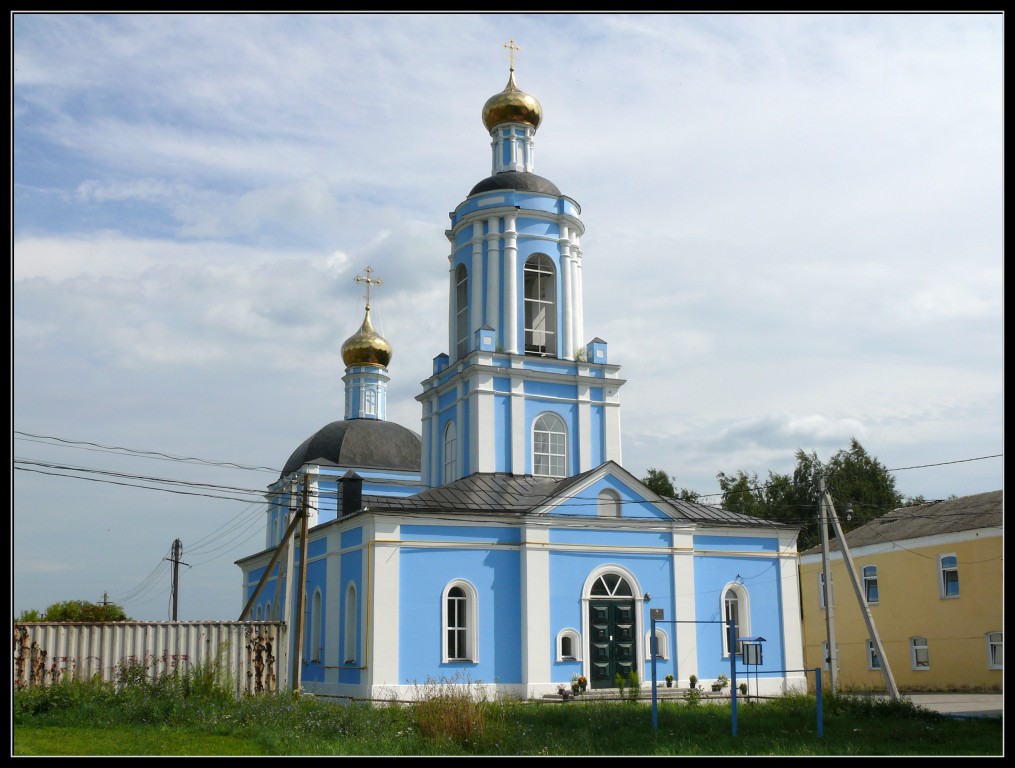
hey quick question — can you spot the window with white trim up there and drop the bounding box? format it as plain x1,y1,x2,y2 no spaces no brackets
455,264,469,359
533,413,567,478
443,421,457,483
597,488,621,518
442,580,478,663
866,640,881,670
646,627,670,660
311,589,323,662
818,571,833,610
343,583,357,664
721,584,750,658
556,628,581,662
524,254,556,355
863,565,879,604
939,554,960,598
911,636,930,670
365,388,376,416
986,632,1003,669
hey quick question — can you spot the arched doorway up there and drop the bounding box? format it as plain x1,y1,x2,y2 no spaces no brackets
587,571,637,689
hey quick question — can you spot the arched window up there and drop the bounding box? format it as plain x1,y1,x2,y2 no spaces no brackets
556,628,582,662
442,580,479,663
344,582,357,664
311,589,323,662
524,254,556,356
256,604,263,621
364,388,376,416
862,564,879,604
721,584,751,658
645,627,670,661
443,421,457,483
590,572,633,597
455,264,469,359
533,412,567,478
598,488,621,517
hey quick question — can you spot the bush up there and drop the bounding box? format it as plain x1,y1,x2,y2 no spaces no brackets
410,673,493,748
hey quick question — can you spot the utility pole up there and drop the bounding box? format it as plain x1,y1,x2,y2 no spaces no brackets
292,473,310,693
822,484,900,700
165,538,187,621
818,476,838,691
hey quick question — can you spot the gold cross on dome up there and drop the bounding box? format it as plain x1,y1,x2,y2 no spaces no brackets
354,266,382,310
504,39,520,71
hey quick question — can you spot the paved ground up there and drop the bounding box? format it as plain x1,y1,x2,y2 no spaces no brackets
893,692,1003,719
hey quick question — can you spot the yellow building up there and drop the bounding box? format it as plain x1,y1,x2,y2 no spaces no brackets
798,491,1002,693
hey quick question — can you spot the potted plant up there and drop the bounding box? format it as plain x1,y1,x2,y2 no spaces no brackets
712,673,729,692
688,674,698,690
571,673,581,696
739,682,748,696
578,675,588,693
557,683,570,701
665,674,674,688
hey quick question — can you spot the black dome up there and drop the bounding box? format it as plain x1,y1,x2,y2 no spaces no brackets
280,420,422,479
469,171,560,197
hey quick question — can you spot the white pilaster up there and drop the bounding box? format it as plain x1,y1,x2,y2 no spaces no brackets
471,237,483,343
520,524,551,697
368,519,401,691
504,217,518,354
486,219,500,335
673,538,698,686
560,226,573,360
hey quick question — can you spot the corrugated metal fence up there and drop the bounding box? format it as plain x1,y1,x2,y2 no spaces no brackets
13,621,287,698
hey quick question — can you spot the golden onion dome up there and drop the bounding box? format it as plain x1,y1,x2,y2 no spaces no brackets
341,309,392,368
482,69,542,132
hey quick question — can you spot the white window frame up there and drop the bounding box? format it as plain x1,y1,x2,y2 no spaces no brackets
310,589,323,662
455,264,469,359
911,636,930,670
645,627,670,661
523,254,556,356
532,412,567,478
556,628,581,662
866,640,881,670
938,554,960,598
862,564,879,605
442,579,479,664
443,421,457,484
986,632,1003,670
597,488,621,518
343,582,357,664
721,583,750,658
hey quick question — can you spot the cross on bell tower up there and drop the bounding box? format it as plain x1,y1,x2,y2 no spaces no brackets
354,266,382,311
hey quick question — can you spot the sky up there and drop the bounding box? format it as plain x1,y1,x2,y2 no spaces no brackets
12,12,1003,622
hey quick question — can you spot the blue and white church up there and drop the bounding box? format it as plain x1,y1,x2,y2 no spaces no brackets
236,57,806,700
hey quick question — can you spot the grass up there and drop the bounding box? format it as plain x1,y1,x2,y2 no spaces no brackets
12,672,1003,757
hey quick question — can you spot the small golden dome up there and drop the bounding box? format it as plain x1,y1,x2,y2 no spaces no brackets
482,69,542,132
341,309,392,368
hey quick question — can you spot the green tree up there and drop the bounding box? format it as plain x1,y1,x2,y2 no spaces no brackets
641,468,700,502
18,600,130,622
718,438,904,551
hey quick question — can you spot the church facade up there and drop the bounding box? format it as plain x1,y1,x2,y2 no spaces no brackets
236,58,806,700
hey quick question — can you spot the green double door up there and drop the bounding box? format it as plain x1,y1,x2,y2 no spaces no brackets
589,599,636,689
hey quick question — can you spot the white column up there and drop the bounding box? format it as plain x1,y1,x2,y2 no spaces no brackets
560,225,573,360
573,236,584,349
486,219,500,338
471,237,483,345
447,259,456,362
504,216,519,354
456,382,466,476
673,539,698,687
577,382,591,473
520,524,551,697
510,372,526,473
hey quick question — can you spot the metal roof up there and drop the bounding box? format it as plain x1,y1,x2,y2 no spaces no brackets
800,490,1002,555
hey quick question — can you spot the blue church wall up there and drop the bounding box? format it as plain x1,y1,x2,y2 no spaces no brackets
401,524,522,545
339,546,364,685
341,526,363,549
515,218,559,237
582,476,669,520
524,380,578,400
438,389,457,412
691,553,786,681
694,534,778,554
493,376,510,392
549,526,670,549
299,554,329,683
590,405,604,467
399,546,523,684
523,359,578,376
493,393,511,472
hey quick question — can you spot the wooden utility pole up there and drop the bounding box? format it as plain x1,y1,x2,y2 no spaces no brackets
822,484,900,700
818,477,839,691
165,538,187,621
292,474,310,693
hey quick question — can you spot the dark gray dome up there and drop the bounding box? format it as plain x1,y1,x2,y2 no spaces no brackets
280,420,422,479
469,171,560,197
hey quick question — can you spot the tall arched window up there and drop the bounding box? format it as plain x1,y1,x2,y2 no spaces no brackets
722,584,750,658
364,388,376,416
524,254,556,356
311,589,323,662
455,264,469,359
533,412,567,478
443,421,457,483
598,488,621,517
442,580,479,663
344,582,357,664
